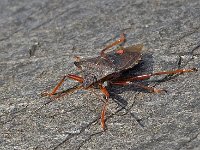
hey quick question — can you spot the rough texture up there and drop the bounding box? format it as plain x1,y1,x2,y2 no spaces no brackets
0,0,200,150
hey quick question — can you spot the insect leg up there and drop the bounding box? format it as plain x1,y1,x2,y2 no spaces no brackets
50,85,83,99
99,84,110,130
116,68,198,81
110,68,197,93
41,74,83,97
100,33,125,59
67,74,84,83
110,81,165,93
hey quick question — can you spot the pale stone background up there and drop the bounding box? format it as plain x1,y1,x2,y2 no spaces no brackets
0,0,200,149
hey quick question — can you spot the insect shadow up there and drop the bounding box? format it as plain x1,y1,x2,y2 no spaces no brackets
107,53,154,108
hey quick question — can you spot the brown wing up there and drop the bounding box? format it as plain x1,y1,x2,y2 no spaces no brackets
75,55,116,87
107,44,143,71
75,44,143,87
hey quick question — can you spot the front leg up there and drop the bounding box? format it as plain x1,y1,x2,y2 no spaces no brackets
99,84,110,130
41,74,84,97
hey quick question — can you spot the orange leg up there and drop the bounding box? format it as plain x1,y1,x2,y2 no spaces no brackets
67,74,84,83
100,33,125,60
110,68,197,93
99,84,110,130
117,68,198,81
110,81,165,93
50,85,83,99
41,74,84,97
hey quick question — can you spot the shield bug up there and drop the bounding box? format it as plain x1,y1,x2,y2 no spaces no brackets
42,33,197,130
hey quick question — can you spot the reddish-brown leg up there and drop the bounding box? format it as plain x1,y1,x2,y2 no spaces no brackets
50,85,83,99
110,81,165,93
110,68,197,93
117,68,198,81
100,33,125,60
41,74,84,97
99,84,110,130
67,74,84,83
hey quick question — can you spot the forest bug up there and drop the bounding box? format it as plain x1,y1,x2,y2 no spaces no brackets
42,33,197,130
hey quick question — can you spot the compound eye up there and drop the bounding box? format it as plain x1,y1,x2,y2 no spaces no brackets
74,61,82,70
92,74,97,83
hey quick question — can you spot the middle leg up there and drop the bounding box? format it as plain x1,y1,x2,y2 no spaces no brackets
99,83,110,130
110,81,165,93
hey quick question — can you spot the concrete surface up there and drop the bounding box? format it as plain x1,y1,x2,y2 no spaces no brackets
0,0,200,150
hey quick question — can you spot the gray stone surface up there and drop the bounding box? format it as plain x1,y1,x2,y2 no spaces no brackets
0,0,200,150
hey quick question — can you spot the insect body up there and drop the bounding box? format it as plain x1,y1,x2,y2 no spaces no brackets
42,33,197,130
76,44,143,88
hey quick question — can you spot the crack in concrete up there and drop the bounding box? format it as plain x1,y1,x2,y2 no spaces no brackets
0,105,28,125
50,116,101,150
76,131,104,150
